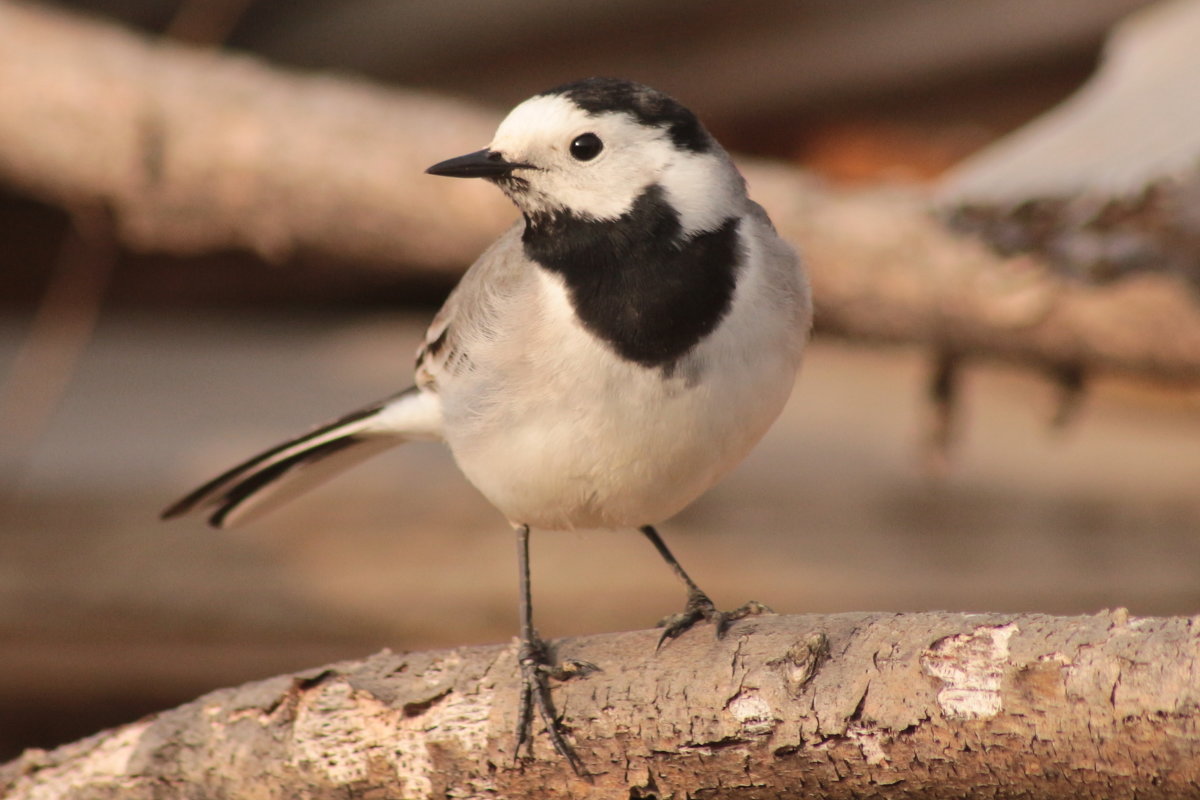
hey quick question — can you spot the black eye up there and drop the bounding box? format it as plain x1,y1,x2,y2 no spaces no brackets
569,133,603,161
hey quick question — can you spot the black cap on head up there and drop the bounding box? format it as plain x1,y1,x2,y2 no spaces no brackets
543,78,711,154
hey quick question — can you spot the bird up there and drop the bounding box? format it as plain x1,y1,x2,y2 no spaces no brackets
162,77,812,773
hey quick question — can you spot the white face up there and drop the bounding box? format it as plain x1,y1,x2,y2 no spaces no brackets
488,94,745,235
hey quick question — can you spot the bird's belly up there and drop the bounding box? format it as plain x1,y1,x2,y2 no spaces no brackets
444,352,795,531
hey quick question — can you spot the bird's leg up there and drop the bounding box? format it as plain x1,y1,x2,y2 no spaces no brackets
639,525,771,649
513,524,594,776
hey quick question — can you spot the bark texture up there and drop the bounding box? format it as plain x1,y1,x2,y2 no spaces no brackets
4,611,1200,798
3,1,1200,383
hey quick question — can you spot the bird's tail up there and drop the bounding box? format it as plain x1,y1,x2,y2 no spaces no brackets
161,387,441,529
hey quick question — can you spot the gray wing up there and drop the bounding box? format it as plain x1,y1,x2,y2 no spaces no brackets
415,222,534,391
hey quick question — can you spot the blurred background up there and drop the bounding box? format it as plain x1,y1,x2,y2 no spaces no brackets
3,0,1199,763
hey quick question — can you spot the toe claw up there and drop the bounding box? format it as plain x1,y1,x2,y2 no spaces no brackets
655,608,706,650
546,658,601,680
735,600,774,618
655,625,679,651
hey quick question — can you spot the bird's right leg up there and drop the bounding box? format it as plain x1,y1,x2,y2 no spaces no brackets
512,524,594,776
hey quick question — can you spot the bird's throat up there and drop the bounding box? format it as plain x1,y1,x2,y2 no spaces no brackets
522,184,742,370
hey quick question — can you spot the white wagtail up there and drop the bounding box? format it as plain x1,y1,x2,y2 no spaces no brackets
163,78,811,771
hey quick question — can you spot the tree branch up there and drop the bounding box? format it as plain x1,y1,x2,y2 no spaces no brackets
939,0,1200,288
0,0,511,271
758,178,1200,383
2,0,1200,383
3,611,1199,798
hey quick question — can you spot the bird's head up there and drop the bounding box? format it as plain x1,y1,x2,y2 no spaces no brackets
427,78,746,236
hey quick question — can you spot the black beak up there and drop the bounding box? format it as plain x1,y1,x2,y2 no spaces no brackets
425,148,527,179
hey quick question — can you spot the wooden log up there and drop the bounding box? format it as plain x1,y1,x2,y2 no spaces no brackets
4,610,1199,798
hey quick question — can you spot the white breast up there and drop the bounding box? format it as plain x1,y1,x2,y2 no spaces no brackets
439,214,809,531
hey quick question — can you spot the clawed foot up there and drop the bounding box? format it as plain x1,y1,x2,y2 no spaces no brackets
514,633,599,777
656,589,773,649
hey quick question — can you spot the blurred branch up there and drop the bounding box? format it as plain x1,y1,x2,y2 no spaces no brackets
0,208,114,505
939,0,1200,287
1,1,1200,384
0,0,251,510
0,0,512,271
4,611,1199,798
921,351,962,476
163,0,254,46
752,175,1200,384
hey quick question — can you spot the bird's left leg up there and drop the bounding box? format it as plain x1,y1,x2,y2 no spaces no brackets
639,524,771,648
512,524,596,776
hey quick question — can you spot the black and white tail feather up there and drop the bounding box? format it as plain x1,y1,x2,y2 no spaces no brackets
161,387,441,528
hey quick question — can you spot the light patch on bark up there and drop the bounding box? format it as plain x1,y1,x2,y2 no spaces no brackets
12,720,149,800
291,676,494,798
921,622,1017,720
726,690,776,735
846,724,890,766
418,651,463,686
